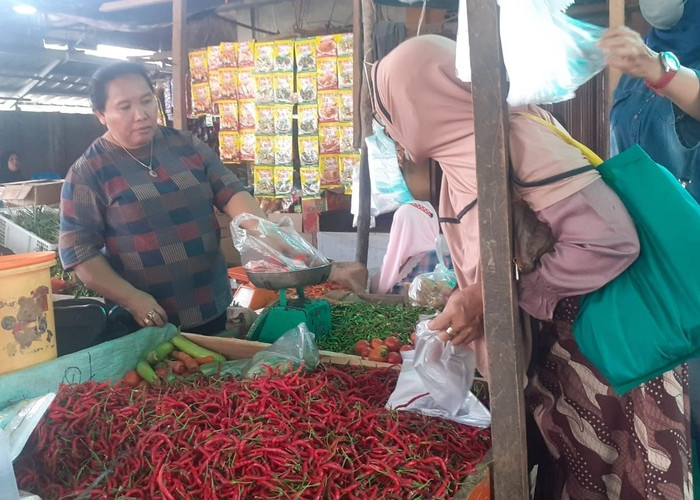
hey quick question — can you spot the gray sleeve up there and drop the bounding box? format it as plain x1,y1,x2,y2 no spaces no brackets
517,179,640,320
639,0,686,29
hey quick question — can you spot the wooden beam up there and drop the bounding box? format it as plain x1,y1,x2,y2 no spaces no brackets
467,0,529,499
172,0,187,130
607,0,626,102
99,0,172,13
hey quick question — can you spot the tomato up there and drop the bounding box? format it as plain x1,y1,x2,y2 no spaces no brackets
51,278,68,294
386,351,403,364
122,370,141,388
399,344,413,352
367,345,389,362
384,336,401,352
354,339,371,356
361,346,372,358
410,332,417,345
370,338,384,349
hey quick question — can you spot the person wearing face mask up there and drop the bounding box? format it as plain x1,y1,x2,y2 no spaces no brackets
59,62,266,335
370,34,692,498
0,150,26,184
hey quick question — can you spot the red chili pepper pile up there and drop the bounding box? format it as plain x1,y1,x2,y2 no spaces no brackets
15,365,490,499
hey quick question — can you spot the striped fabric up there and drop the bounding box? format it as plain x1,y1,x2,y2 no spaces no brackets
59,127,245,328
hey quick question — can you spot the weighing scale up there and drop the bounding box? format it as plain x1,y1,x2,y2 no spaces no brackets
245,264,333,343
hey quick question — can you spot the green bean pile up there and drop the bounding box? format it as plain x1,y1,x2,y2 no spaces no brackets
5,206,60,243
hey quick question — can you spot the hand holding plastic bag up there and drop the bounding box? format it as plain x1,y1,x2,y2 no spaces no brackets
408,236,456,308
241,322,320,378
232,214,329,272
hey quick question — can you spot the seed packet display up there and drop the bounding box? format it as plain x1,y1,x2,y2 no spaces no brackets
320,154,341,189
256,136,275,165
238,99,256,130
274,73,294,104
316,35,337,59
296,73,317,104
339,153,360,194
254,166,275,197
317,58,338,91
208,71,221,102
300,167,321,200
219,131,240,163
338,90,353,122
237,40,255,68
218,100,239,131
219,42,237,68
191,82,212,115
274,135,293,166
274,105,293,135
274,166,294,197
295,38,317,74
189,50,208,83
254,41,275,73
240,130,256,162
219,68,238,100
274,40,295,73
297,104,318,135
318,91,339,123
337,56,353,89
319,123,340,155
298,136,319,166
256,105,275,135
336,33,353,57
207,45,222,72
339,123,355,154
255,75,275,104
237,70,256,100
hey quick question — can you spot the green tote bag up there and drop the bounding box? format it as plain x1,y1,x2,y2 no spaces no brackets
522,113,700,395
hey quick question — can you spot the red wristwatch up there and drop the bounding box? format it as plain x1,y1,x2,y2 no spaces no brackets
645,51,681,94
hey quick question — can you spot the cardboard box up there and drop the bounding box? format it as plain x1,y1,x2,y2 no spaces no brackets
0,180,63,207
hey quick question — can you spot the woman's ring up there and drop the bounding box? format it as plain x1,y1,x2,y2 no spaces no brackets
146,311,157,320
445,326,456,338
143,316,152,324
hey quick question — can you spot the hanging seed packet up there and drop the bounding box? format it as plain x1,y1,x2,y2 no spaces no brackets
339,122,356,154
296,73,317,104
254,41,275,73
316,35,337,59
318,91,339,123
337,56,353,89
300,167,322,199
336,33,353,57
237,40,255,68
274,166,294,197
191,82,212,115
274,40,295,73
207,45,221,72
274,105,293,135
220,42,237,68
238,99,256,130
320,154,341,189
256,105,275,135
218,100,239,131
237,70,256,100
317,58,338,91
319,123,341,155
189,50,208,83
274,73,294,104
295,37,317,73
254,166,275,197
340,153,360,185
255,74,275,104
338,90,353,122
208,71,221,102
297,104,318,136
219,68,238,100
299,136,319,166
255,136,275,165
219,131,240,163
274,135,294,166
240,130,256,161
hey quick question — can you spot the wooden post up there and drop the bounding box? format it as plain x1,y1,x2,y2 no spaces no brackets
467,1,530,499
355,0,375,266
172,0,188,130
607,0,626,98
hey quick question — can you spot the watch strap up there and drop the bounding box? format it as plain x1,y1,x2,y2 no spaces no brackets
645,53,679,93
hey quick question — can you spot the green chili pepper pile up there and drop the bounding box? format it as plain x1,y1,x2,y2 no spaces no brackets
317,302,435,354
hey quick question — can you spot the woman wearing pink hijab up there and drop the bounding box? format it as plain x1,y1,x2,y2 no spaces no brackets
371,34,692,499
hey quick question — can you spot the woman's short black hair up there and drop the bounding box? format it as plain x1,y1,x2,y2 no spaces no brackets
89,62,154,112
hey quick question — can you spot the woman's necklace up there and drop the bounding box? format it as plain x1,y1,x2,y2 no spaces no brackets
112,135,157,178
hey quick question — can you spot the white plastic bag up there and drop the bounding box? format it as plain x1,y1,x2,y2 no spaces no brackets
0,393,56,461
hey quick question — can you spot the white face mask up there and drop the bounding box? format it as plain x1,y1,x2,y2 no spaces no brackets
639,0,686,29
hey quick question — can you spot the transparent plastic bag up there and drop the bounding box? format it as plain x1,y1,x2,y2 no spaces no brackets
499,0,606,105
408,235,456,308
241,322,320,378
231,214,330,272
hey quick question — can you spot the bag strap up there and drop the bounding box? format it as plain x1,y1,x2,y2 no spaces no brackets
516,112,604,167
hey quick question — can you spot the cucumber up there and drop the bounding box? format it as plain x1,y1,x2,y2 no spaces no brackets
171,335,226,363
146,341,175,364
136,361,158,384
199,361,223,377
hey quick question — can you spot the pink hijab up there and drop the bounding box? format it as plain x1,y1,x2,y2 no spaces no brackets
374,200,439,294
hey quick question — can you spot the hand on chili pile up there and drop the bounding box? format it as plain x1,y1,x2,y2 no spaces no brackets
598,26,663,82
125,290,168,328
428,283,484,345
